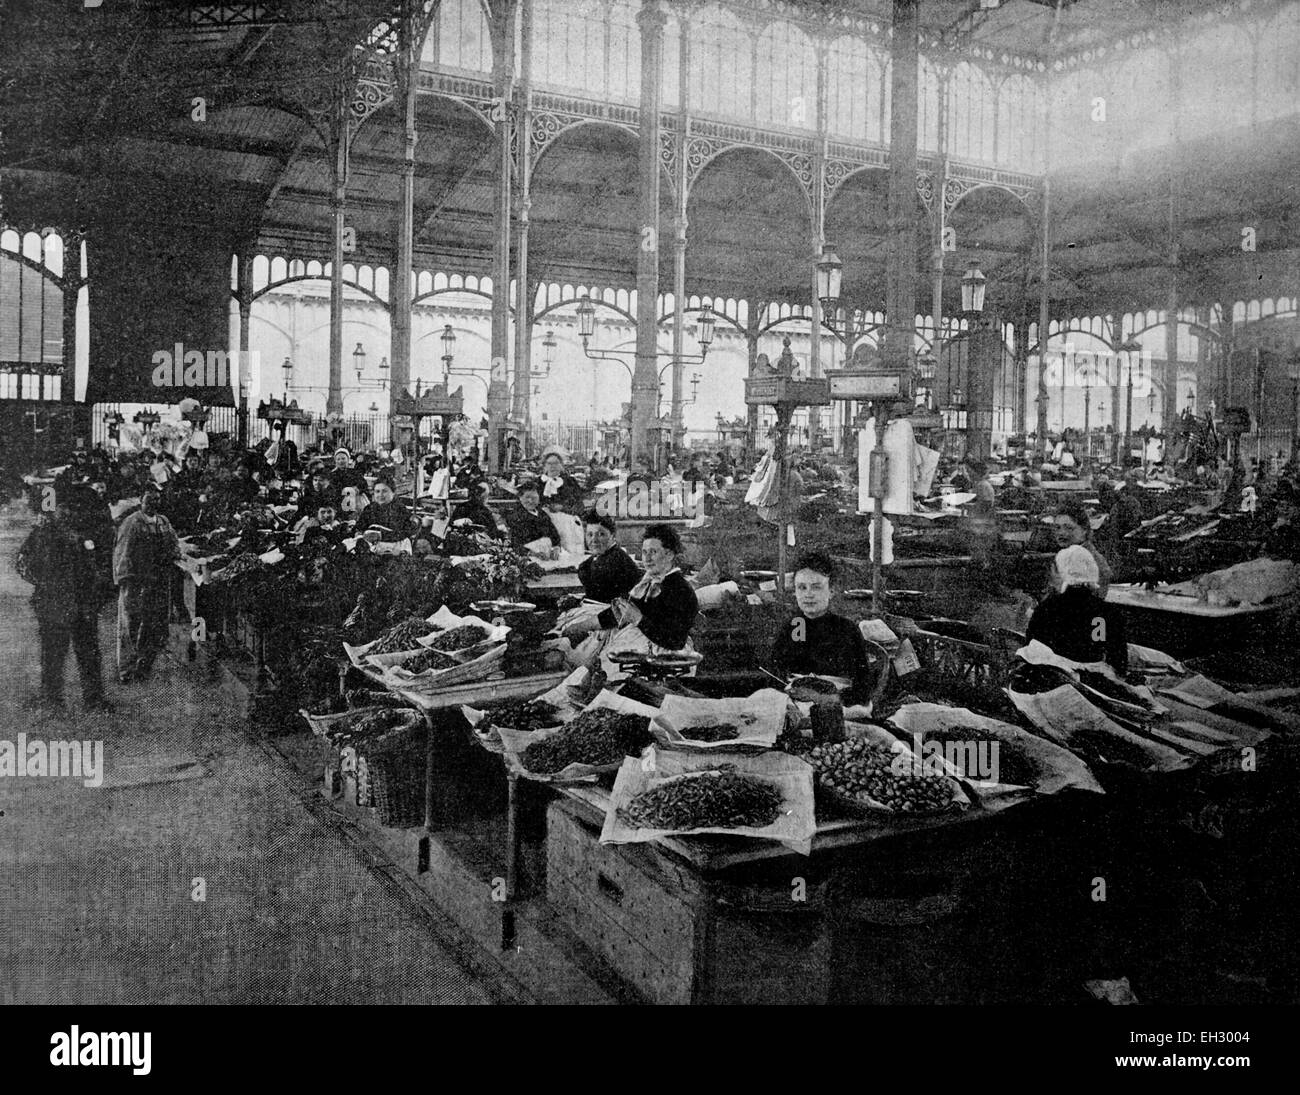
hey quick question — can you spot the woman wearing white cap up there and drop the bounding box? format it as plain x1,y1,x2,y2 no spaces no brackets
1026,545,1128,671
537,446,586,514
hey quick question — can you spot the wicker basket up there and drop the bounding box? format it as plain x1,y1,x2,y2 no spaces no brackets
356,718,427,828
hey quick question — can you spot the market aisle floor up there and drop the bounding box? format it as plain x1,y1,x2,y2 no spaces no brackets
0,503,494,1005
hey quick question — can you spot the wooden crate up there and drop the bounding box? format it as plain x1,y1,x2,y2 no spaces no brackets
545,800,831,1005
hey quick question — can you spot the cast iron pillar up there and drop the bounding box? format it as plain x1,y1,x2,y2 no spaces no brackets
883,0,919,381
390,8,419,439
487,0,517,472
631,0,667,470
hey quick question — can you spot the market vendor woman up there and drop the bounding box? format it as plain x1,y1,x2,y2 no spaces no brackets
506,479,559,554
560,514,643,650
1051,498,1112,597
1026,545,1127,672
598,524,698,679
577,513,641,602
770,551,876,706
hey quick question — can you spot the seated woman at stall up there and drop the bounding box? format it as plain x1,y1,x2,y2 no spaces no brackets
357,477,413,542
1026,545,1127,672
300,502,348,547
559,514,643,653
770,551,877,707
451,480,503,539
1051,497,1113,597
598,524,699,679
506,479,559,554
577,513,641,601
538,446,587,515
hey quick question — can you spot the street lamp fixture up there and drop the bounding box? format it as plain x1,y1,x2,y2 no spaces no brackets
576,294,713,368
353,342,366,384
282,355,293,402
440,325,456,382
542,328,557,374
1116,336,1142,467
815,248,843,315
960,263,987,315
815,248,874,344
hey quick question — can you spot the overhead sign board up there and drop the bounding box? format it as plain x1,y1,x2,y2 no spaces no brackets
744,377,832,407
829,372,904,400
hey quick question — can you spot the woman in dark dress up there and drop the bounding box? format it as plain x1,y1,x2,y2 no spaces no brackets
576,513,641,602
770,551,876,707
598,524,699,679
538,449,586,515
556,512,642,658
506,479,559,554
1026,545,1127,672
451,480,504,539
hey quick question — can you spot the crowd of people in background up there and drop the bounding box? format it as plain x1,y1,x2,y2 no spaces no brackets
12,431,747,712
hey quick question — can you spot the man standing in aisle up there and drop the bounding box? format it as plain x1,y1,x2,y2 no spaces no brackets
113,484,180,683
17,488,113,713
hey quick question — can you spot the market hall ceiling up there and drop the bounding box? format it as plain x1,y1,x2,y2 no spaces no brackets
2,0,1298,322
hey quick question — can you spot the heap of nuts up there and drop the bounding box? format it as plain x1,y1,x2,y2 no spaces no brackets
809,738,954,813
620,769,784,831
397,647,461,674
425,624,492,652
369,616,437,655
485,699,563,733
679,722,740,742
520,709,653,774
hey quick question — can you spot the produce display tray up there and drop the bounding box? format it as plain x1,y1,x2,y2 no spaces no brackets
397,669,571,713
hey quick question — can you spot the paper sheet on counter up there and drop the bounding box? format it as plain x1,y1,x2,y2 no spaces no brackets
650,688,788,750
1007,685,1192,772
887,701,1103,798
600,746,816,855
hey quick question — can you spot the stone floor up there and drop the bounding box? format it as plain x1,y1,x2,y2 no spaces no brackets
0,502,502,1005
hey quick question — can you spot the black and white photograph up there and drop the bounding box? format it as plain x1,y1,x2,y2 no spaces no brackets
0,0,1295,1066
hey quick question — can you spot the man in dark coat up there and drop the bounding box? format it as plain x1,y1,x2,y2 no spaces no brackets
17,488,113,712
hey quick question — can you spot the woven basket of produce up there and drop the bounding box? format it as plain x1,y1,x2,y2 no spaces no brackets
357,716,427,828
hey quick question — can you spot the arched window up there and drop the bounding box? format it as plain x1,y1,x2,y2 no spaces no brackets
1258,5,1300,122
998,74,1041,171
608,0,641,103
1179,24,1252,137
947,61,994,162
754,21,817,130
431,0,493,73
689,5,753,121
535,0,609,95
826,36,868,140
919,56,941,152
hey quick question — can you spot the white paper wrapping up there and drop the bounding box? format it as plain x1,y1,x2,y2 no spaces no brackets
497,689,660,784
600,746,817,855
649,688,789,750
1007,685,1193,772
887,701,1103,798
